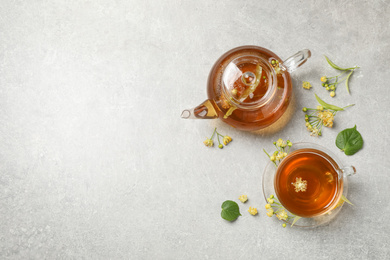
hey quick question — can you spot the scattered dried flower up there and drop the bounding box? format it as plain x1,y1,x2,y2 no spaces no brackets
223,136,232,145
203,128,232,149
238,195,248,203
302,81,312,90
248,207,258,216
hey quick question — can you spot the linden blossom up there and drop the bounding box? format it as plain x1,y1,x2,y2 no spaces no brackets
292,177,308,192
203,127,232,149
302,94,354,137
263,138,292,167
320,55,359,96
264,194,300,228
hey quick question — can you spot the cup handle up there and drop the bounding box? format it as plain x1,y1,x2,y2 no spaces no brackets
340,166,357,178
281,49,311,73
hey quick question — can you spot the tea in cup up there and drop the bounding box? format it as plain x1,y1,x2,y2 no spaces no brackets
274,144,356,218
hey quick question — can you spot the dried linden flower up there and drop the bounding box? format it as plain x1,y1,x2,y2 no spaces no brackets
223,136,232,145
302,94,353,137
276,209,288,221
266,209,274,217
275,138,283,147
203,128,233,149
203,139,213,147
318,111,334,128
238,195,248,203
248,207,258,216
292,177,308,192
302,81,312,90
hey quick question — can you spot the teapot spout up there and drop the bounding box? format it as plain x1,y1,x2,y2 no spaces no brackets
181,99,218,119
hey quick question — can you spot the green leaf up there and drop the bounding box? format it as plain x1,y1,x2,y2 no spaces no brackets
335,125,364,155
315,94,344,111
221,200,241,221
325,56,357,71
291,216,302,227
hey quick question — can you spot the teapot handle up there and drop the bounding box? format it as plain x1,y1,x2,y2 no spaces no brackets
281,49,311,73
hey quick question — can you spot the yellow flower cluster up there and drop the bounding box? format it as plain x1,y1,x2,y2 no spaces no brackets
238,195,248,203
264,139,292,167
271,152,288,162
276,209,288,221
223,136,232,145
302,81,312,90
265,203,274,217
292,177,308,192
248,207,258,216
271,59,282,74
303,98,342,137
264,195,297,227
203,139,213,147
318,111,334,128
203,128,232,149
276,138,287,148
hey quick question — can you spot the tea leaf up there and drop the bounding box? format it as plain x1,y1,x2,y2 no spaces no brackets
315,94,344,111
221,200,241,221
336,125,363,155
325,56,357,71
291,216,302,227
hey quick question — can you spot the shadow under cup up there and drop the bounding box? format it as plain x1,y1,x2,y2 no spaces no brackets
274,148,344,218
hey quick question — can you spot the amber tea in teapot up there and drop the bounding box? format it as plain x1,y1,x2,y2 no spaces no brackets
181,46,311,131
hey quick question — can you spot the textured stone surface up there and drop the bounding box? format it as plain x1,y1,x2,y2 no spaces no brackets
1,0,389,259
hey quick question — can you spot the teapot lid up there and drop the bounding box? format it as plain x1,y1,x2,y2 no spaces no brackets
221,55,277,109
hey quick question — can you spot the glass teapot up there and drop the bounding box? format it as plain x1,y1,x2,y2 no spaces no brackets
181,46,311,131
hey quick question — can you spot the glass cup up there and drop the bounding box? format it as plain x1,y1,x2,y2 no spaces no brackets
262,142,356,227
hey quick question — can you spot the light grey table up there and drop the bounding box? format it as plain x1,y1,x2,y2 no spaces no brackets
1,0,389,259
